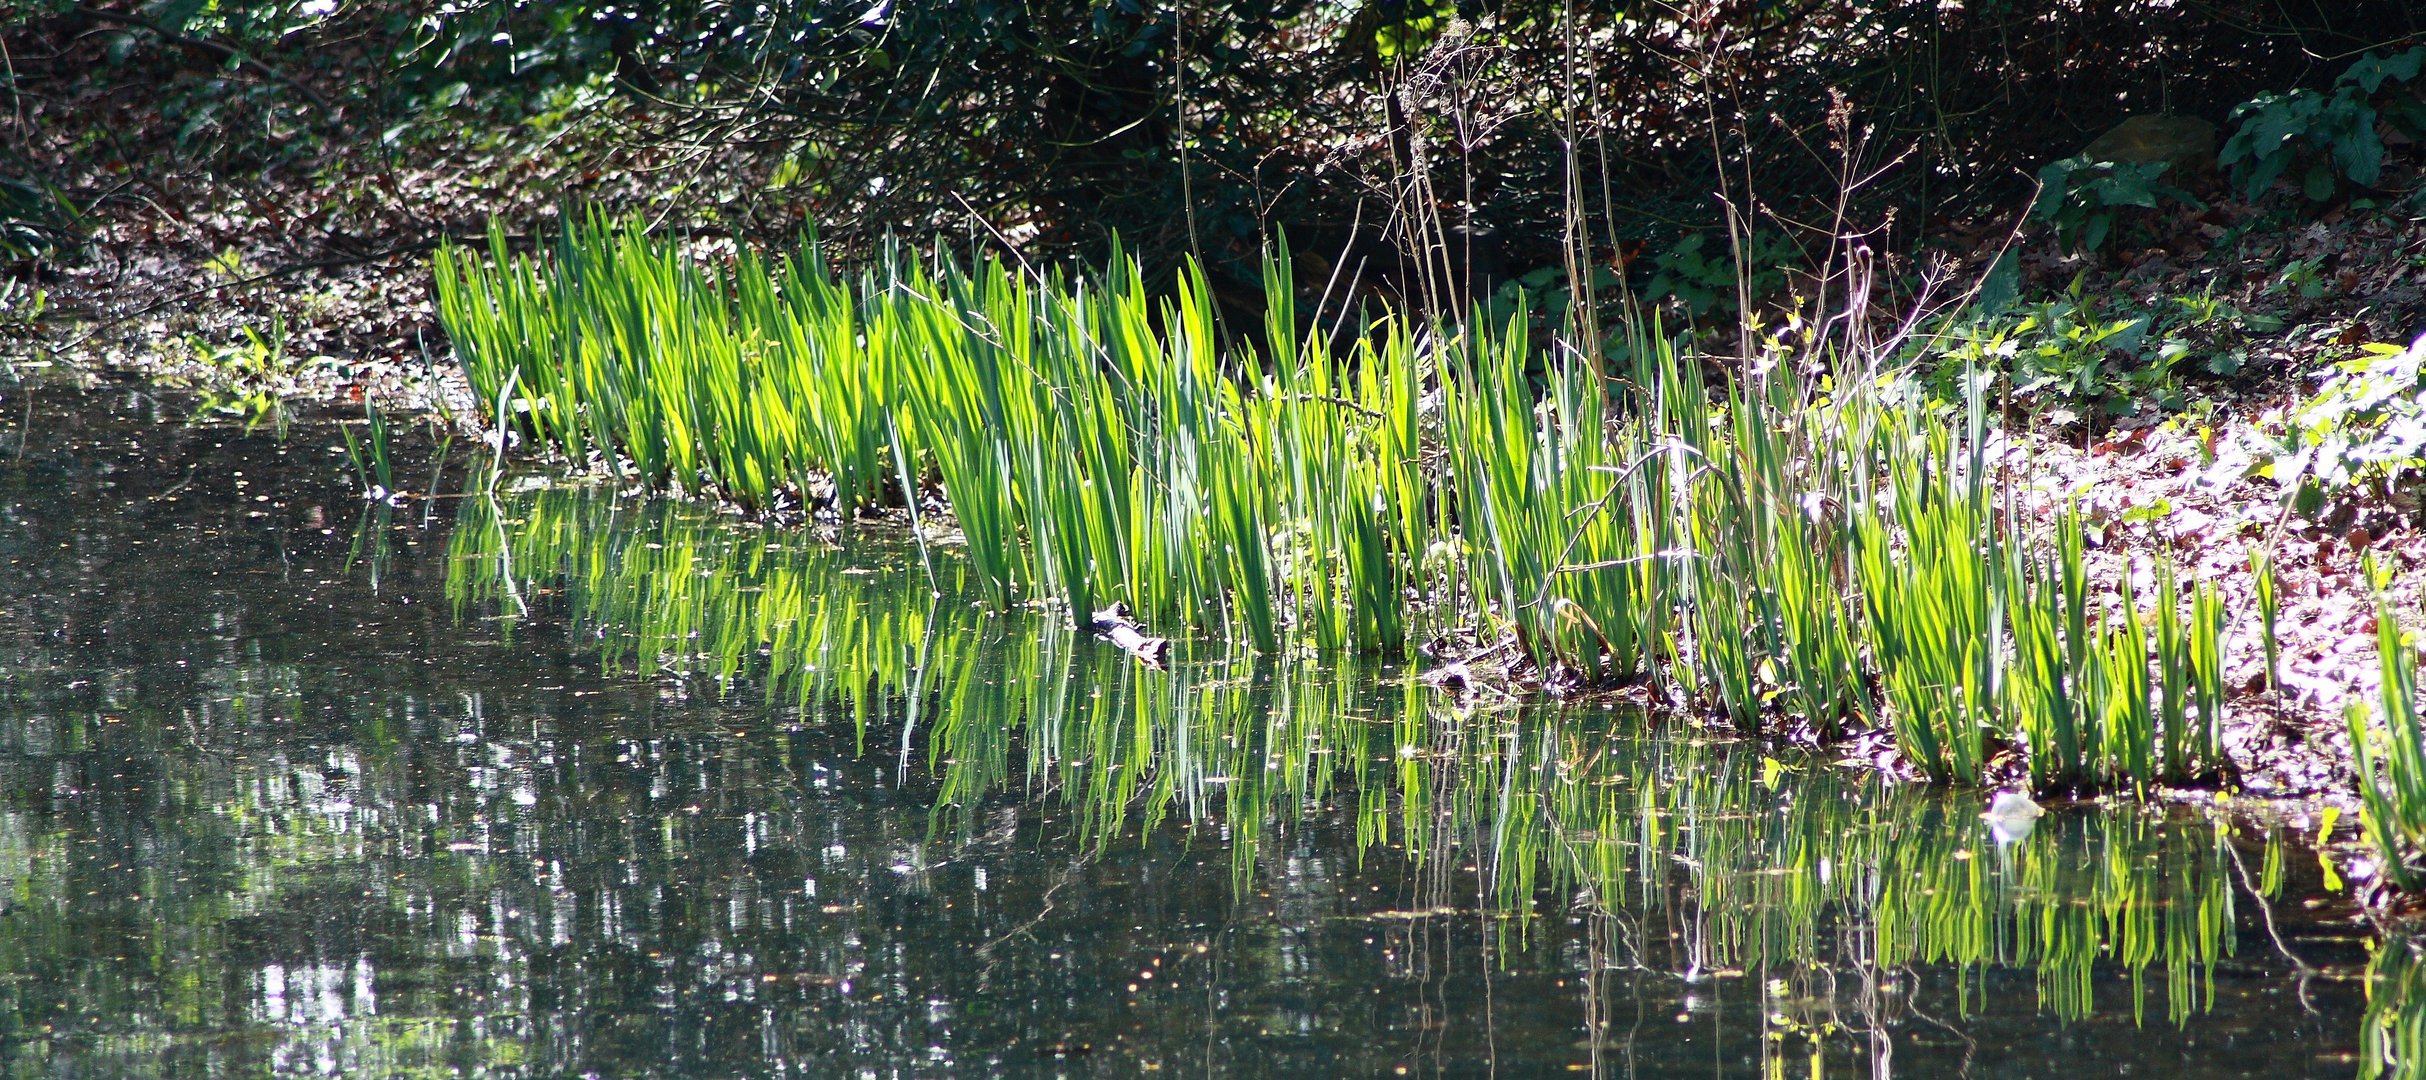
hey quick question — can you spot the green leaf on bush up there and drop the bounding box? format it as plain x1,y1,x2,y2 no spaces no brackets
2304,161,2337,201
2342,46,2426,94
2271,337,2426,495
2225,49,2416,203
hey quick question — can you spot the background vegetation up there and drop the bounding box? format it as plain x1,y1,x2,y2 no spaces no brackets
5,0,2419,310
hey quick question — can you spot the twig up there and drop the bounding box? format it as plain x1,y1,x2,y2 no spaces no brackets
2225,839,2322,1016
1089,603,1171,668
1287,393,1384,419
1528,439,1711,613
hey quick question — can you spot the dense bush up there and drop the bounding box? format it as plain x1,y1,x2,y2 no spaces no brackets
4,1,2420,298
2221,46,2426,203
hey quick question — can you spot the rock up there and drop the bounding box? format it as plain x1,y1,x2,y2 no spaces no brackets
2079,115,2220,179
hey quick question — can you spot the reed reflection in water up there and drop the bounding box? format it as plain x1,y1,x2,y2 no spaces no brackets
448,484,2330,1064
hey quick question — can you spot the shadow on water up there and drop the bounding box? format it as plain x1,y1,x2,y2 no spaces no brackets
0,380,2415,1077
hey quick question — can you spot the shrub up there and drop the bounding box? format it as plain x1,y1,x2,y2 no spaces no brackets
1928,278,2273,425
2266,336,2426,498
2031,158,2202,253
2221,47,2426,203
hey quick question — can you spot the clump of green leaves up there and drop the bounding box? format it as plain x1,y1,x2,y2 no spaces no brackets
2221,46,2426,203
2031,158,2202,253
0,278,45,337
2266,337,2426,497
186,317,294,384
1929,278,2272,424
1479,262,1620,333
0,177,89,262
2006,522,2233,795
1635,230,1794,320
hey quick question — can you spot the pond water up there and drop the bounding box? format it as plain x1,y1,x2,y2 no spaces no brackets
0,377,2406,1078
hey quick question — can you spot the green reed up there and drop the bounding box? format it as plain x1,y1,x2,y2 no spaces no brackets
2251,546,2281,691
2141,562,2229,785
2007,506,2097,789
1852,396,2005,784
2185,575,2229,777
433,215,2257,795
438,216,1447,653
2352,605,2426,891
338,394,395,497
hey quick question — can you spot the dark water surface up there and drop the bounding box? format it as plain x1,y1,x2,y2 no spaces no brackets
0,378,2395,1078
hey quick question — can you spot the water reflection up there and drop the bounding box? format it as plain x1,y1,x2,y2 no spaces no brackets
0,386,2382,1076
448,483,2373,1072
2367,938,2426,1079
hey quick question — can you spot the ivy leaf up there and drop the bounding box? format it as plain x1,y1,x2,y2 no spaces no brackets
2302,160,2335,202
2240,144,2291,201
2248,93,2322,157
2101,164,2164,208
2331,101,2385,186
2342,46,2426,94
2031,159,2077,222
1977,249,2021,313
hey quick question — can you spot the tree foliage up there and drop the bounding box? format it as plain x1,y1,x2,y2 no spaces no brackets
4,1,2420,292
